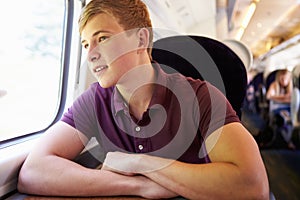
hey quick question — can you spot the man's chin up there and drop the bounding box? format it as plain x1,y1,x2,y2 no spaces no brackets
98,80,113,88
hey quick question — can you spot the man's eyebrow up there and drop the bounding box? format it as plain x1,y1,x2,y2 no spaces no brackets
81,30,110,44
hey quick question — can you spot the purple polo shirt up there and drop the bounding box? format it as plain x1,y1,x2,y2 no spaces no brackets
61,64,239,164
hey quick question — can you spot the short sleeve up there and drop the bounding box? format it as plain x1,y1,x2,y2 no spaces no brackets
194,81,240,139
61,83,99,139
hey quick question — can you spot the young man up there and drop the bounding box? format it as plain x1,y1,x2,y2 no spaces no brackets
18,0,269,199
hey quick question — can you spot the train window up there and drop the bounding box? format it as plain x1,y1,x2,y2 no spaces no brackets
0,0,65,142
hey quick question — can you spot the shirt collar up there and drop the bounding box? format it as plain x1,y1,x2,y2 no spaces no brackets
113,87,128,116
112,62,168,116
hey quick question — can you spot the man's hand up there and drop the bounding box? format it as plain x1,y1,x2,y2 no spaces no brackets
135,175,178,199
102,151,142,175
102,152,179,199
102,151,175,175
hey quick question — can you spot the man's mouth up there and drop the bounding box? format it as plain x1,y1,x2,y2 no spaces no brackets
94,65,108,73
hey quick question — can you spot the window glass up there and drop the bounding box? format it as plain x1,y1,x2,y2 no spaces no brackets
0,0,65,141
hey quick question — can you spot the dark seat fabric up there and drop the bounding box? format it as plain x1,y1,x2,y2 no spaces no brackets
291,65,300,128
151,35,247,119
265,70,278,91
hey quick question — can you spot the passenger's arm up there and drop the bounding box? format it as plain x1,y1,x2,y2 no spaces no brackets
266,83,291,103
18,121,177,198
268,94,291,103
103,122,269,200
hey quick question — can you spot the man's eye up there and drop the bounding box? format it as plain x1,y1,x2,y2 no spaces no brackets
83,44,89,49
98,36,108,42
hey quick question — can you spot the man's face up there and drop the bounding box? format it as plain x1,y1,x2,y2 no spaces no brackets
81,13,140,88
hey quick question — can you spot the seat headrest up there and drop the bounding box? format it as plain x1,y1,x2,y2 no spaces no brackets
152,35,247,118
291,88,300,127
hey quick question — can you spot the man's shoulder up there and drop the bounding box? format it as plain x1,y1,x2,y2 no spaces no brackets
166,72,207,91
166,72,203,83
74,82,115,105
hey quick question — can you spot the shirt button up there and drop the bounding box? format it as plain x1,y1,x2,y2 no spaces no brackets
138,145,144,150
135,126,141,132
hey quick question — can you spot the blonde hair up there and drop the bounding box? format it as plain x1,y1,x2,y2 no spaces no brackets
274,69,293,94
78,0,153,58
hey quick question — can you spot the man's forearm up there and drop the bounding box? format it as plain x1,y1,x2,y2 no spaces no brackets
18,154,178,199
139,155,266,199
18,155,141,197
103,151,268,200
102,152,246,199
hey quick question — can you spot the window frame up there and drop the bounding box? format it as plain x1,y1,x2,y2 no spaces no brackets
0,0,74,149
0,0,89,198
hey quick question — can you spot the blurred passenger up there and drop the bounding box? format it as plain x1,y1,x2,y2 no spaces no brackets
266,69,295,149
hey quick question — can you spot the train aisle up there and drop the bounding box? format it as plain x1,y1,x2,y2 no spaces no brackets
261,149,300,200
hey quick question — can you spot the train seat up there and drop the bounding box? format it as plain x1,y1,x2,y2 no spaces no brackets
151,35,247,119
291,65,300,128
291,87,300,127
291,65,300,146
151,34,275,200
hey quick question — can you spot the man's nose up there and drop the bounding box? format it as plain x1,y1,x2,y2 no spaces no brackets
88,45,101,62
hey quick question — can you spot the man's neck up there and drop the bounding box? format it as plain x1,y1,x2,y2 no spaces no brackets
116,63,156,120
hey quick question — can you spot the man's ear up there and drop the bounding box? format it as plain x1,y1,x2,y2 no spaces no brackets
137,28,149,49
